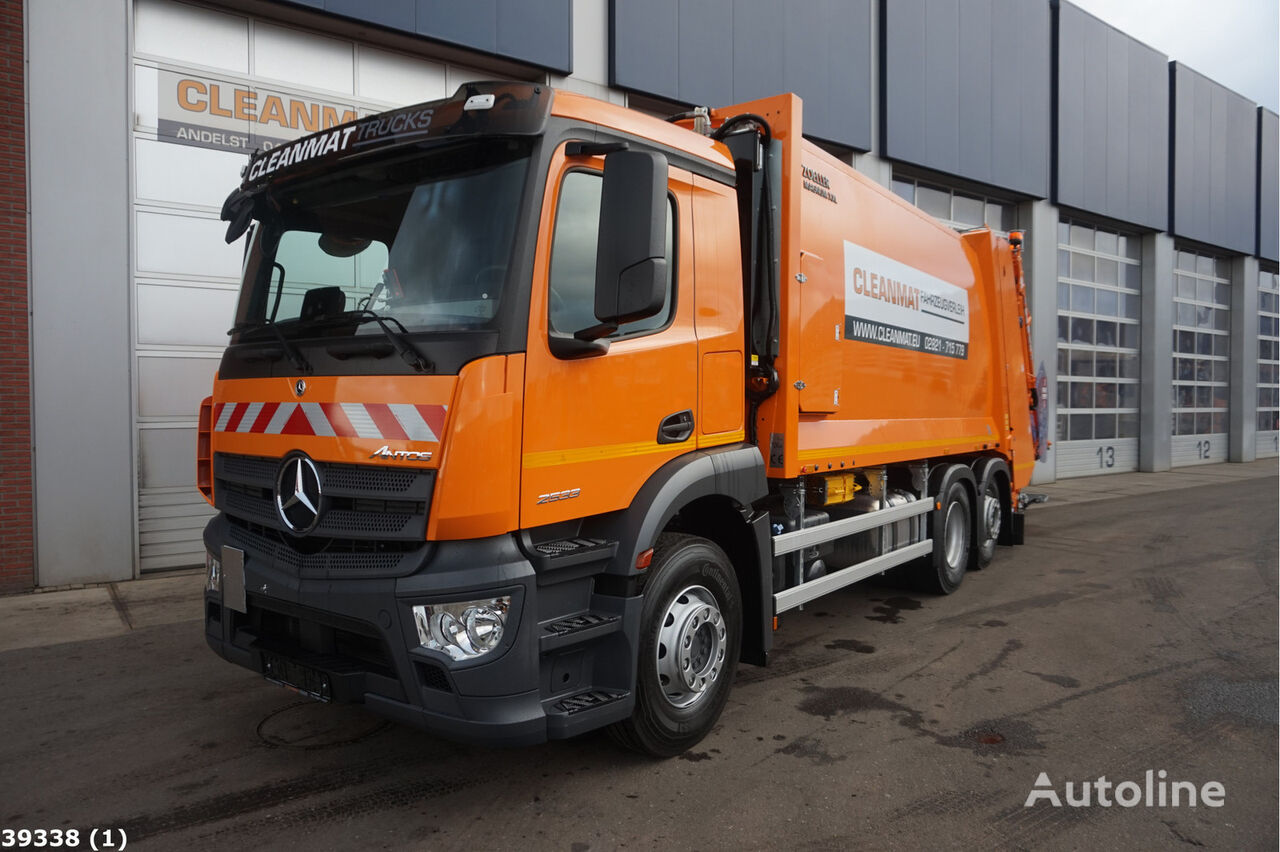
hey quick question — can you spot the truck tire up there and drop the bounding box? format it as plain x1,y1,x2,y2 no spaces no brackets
608,533,742,757
912,479,972,595
974,474,1001,570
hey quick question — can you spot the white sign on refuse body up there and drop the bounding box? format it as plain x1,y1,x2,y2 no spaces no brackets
843,240,971,360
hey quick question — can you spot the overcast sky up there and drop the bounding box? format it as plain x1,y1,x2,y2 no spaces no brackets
1069,0,1279,112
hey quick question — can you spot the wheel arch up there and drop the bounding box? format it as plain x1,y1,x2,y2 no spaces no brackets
593,444,771,667
661,492,770,666
928,460,978,505
971,455,1012,546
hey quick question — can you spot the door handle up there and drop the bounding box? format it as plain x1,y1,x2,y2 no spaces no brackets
657,409,695,444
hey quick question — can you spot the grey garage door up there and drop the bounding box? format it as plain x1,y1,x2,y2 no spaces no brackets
1054,220,1142,477
1169,249,1231,467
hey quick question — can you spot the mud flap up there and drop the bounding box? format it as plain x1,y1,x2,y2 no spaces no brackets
1010,511,1026,546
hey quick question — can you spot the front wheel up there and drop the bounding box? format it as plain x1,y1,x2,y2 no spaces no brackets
608,533,741,757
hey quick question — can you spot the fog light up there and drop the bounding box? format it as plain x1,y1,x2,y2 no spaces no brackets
413,596,510,661
206,551,222,593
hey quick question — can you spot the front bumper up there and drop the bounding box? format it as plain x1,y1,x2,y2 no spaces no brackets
202,515,640,746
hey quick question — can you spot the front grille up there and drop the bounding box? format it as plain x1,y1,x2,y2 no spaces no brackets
220,453,278,484
225,519,417,578
215,452,435,579
222,485,279,527
324,465,420,493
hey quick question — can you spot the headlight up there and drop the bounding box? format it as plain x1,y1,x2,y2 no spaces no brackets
205,551,222,593
413,596,510,661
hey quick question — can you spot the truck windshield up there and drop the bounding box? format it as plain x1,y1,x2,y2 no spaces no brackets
233,139,531,340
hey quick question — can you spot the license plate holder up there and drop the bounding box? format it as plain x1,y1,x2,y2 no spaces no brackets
262,652,332,702
221,545,246,614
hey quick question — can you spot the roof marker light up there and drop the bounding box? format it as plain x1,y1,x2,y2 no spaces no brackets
464,94,496,111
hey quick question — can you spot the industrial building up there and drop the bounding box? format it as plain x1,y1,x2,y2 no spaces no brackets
3,0,1276,591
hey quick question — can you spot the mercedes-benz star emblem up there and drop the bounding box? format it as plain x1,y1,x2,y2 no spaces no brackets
275,454,322,534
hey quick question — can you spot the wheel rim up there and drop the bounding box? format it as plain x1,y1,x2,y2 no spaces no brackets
655,584,727,709
982,486,1001,547
943,501,967,579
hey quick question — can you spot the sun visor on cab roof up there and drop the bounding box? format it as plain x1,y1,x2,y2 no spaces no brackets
238,81,551,190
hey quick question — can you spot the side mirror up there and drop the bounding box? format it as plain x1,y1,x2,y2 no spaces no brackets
589,150,669,335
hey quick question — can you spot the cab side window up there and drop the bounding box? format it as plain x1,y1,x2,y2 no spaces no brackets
548,169,675,337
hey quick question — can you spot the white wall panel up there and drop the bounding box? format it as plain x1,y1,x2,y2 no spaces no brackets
447,65,495,93
137,356,220,419
138,426,198,490
134,0,248,73
136,211,243,279
253,22,354,94
135,64,159,129
135,138,247,208
1257,432,1279,458
137,282,238,347
356,46,447,106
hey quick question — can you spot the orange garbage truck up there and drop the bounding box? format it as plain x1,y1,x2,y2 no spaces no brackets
201,81,1041,756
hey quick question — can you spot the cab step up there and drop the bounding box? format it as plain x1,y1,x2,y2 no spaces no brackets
544,688,633,739
539,611,621,653
553,688,627,715
528,537,619,585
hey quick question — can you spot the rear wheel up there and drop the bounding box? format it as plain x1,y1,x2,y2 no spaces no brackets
974,475,1002,569
608,533,741,757
911,479,972,595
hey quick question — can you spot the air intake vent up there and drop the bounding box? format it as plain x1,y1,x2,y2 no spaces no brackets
214,453,436,579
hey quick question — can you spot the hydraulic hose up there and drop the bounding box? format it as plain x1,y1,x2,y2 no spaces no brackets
713,114,779,445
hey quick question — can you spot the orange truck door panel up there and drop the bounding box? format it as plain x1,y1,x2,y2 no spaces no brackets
691,172,746,443
521,148,699,528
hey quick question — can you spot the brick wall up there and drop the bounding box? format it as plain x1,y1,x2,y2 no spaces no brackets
0,0,32,594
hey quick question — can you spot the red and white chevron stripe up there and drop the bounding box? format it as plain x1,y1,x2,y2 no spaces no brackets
213,401,448,442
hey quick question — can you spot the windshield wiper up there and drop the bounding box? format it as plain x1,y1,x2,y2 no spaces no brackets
231,311,432,374
228,320,312,374
300,310,433,373
350,310,434,373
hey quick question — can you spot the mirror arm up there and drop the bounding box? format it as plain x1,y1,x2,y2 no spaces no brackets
220,186,261,243
573,322,618,342
549,331,610,359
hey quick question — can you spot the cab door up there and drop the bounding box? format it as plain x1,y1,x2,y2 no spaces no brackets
521,143,698,528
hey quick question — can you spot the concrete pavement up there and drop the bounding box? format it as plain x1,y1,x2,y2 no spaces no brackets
1025,457,1278,508
0,459,1274,850
0,572,205,654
